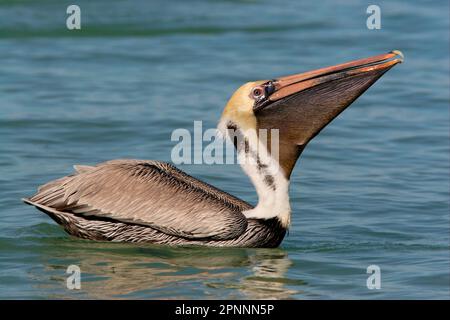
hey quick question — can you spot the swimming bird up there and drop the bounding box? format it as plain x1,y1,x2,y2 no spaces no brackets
23,51,403,247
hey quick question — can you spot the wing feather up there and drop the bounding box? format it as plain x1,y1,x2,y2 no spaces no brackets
28,160,251,240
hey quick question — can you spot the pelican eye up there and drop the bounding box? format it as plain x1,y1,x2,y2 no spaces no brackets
251,83,275,111
252,87,264,99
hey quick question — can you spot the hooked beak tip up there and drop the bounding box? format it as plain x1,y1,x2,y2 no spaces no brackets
390,50,404,63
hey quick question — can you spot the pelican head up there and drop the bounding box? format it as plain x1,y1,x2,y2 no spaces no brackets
219,51,404,179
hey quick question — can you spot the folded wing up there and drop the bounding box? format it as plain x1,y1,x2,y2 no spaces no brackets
27,160,251,240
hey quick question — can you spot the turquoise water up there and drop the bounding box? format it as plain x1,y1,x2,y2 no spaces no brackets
0,0,449,299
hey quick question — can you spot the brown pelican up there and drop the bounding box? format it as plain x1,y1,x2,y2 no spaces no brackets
23,51,403,247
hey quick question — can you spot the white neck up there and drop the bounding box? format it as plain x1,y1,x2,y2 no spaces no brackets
235,128,291,228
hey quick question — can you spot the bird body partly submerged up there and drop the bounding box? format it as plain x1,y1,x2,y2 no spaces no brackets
24,160,286,247
24,51,403,247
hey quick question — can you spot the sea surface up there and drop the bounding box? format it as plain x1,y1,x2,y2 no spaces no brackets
0,0,448,299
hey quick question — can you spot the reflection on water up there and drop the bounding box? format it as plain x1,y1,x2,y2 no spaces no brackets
30,238,299,299
239,250,299,299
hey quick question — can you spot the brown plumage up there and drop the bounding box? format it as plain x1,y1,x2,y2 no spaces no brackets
23,160,286,247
